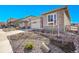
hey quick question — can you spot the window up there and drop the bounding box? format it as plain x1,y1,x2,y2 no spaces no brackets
48,15,51,22
48,15,53,22
54,14,57,24
51,15,53,21
48,14,57,22
48,14,57,25
54,14,56,20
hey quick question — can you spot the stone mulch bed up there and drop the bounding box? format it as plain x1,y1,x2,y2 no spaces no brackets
7,31,79,53
7,31,65,53
35,32,78,53
7,31,50,53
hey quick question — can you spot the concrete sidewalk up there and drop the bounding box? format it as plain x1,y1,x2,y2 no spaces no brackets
6,30,24,36
0,29,24,53
0,29,13,53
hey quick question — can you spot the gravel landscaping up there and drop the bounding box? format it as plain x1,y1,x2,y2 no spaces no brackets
7,31,50,53
37,32,79,53
7,30,79,53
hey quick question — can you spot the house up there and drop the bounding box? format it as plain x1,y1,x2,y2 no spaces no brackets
69,23,79,32
29,16,41,29
7,18,22,27
0,22,3,28
20,16,32,29
22,16,42,29
70,25,78,32
41,6,71,32
30,17,41,29
19,18,29,29
7,16,42,29
0,22,6,28
7,17,30,29
7,18,19,27
3,6,71,31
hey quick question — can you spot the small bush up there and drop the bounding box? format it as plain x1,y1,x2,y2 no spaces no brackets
24,42,33,50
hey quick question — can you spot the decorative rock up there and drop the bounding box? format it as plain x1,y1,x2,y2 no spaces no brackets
7,31,50,53
41,42,51,53
7,31,78,53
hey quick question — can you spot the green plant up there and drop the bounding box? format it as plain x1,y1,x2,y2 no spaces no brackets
24,42,33,50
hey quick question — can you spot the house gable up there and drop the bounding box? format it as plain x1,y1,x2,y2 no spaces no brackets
64,11,71,26
41,6,70,32
42,7,70,20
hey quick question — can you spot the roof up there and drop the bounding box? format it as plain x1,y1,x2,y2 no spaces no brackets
42,6,70,19
21,16,41,22
21,20,28,22
25,15,37,18
8,18,19,23
0,22,5,26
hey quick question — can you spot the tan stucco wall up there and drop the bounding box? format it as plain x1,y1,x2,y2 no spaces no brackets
42,10,70,32
42,15,48,27
31,18,41,29
64,12,70,26
42,11,65,32
57,10,64,32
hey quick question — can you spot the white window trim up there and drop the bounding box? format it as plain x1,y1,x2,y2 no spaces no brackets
54,14,57,25
47,13,57,26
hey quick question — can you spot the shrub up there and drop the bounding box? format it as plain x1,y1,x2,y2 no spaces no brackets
24,42,33,50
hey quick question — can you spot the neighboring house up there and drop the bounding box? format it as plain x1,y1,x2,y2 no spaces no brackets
7,18,19,27
19,19,29,29
7,17,30,29
6,16,41,29
0,22,6,28
21,16,32,29
0,6,71,31
41,6,71,32
0,22,2,28
22,16,42,29
69,23,79,32
0,22,3,28
30,16,41,29
70,25,78,32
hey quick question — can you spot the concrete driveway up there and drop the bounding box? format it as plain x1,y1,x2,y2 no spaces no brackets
0,29,13,53
0,29,24,53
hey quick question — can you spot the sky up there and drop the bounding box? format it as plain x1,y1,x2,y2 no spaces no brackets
0,5,79,23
